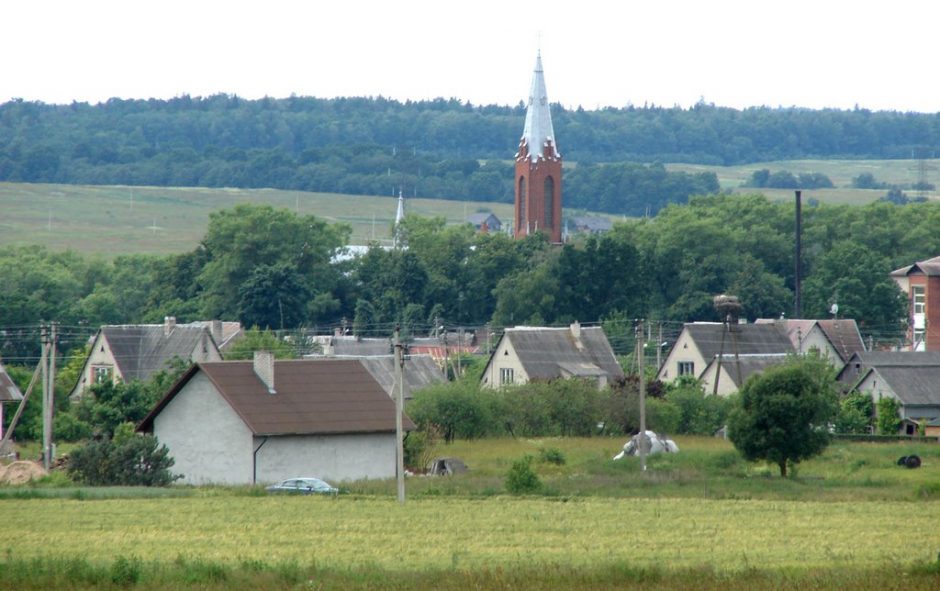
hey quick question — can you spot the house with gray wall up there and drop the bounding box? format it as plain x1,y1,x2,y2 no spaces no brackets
138,354,414,485
480,322,623,389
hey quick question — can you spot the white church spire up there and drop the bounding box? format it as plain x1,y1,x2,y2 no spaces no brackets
521,51,559,162
393,188,405,247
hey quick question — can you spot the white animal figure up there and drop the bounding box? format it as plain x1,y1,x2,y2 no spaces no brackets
613,430,679,460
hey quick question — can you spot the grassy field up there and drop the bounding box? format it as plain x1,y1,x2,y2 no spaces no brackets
1,158,935,257
2,437,940,589
0,182,516,256
667,157,940,205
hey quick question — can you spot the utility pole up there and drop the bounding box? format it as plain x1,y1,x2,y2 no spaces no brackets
41,324,56,470
393,326,405,504
636,319,647,472
656,322,663,370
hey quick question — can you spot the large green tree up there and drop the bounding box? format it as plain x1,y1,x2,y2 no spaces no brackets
728,356,838,477
196,204,350,325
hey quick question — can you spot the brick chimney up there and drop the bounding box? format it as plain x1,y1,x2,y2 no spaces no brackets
253,351,276,394
164,316,176,336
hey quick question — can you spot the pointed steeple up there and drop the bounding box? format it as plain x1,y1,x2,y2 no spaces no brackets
393,188,405,248
395,188,405,225
521,51,559,162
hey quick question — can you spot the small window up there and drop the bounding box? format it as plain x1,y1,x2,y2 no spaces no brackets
500,367,514,386
912,285,926,314
92,365,112,384
677,361,694,377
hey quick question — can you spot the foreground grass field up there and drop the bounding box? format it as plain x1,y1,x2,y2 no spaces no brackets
2,437,940,589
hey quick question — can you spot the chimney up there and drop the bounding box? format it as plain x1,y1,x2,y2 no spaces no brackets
253,351,276,394
164,316,176,336
570,321,584,350
210,320,223,344
570,321,581,339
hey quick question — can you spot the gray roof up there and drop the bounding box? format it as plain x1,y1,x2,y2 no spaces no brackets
814,320,866,363
101,325,211,382
862,365,940,406
520,52,559,162
891,255,940,277
837,350,940,384
0,363,23,402
329,337,393,356
466,213,501,228
140,359,414,436
685,323,794,362
323,354,444,400
501,326,623,381
706,354,790,388
572,216,613,233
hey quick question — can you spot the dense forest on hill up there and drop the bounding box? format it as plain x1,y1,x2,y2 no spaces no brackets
3,96,939,215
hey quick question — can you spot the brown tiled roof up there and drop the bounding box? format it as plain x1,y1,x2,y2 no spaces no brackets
139,359,414,436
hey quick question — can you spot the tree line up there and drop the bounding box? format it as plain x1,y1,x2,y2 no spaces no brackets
0,192,925,367
4,96,940,214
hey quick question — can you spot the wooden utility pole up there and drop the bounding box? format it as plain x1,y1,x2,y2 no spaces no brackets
393,326,405,504
637,319,647,472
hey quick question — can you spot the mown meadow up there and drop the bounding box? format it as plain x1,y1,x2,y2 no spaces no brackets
2,436,939,589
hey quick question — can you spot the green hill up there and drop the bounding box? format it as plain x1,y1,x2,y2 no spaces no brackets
0,182,517,256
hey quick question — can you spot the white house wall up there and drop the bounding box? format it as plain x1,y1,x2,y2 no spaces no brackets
481,336,529,388
255,433,396,483
797,326,839,363
153,372,254,485
699,364,738,397
657,329,707,383
69,334,123,400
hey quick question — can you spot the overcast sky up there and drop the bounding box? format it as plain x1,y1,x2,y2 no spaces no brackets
4,1,939,112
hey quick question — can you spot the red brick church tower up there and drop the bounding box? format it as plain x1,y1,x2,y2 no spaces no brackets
514,51,562,243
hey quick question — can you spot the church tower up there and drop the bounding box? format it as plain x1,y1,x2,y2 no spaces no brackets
514,51,562,243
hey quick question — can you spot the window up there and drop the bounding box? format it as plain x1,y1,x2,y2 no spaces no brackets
518,176,527,231
544,176,555,229
500,367,514,386
92,365,112,384
913,285,926,315
677,361,694,377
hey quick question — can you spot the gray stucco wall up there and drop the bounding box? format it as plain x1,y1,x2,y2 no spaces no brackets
255,433,397,483
153,372,254,485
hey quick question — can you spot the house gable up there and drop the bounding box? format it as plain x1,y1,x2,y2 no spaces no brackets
657,326,709,382
481,333,529,388
153,371,254,485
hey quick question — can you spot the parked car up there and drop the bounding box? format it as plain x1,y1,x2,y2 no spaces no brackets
265,477,338,495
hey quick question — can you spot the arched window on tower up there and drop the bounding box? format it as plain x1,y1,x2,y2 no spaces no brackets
518,175,527,231
544,176,555,229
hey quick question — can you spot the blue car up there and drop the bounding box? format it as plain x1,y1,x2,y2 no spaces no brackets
265,477,338,495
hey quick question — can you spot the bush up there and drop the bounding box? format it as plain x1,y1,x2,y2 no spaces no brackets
834,392,873,434
502,379,602,437
876,397,901,435
505,455,541,494
403,425,440,471
407,382,499,443
646,397,681,433
666,379,730,434
68,426,180,486
538,447,566,465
